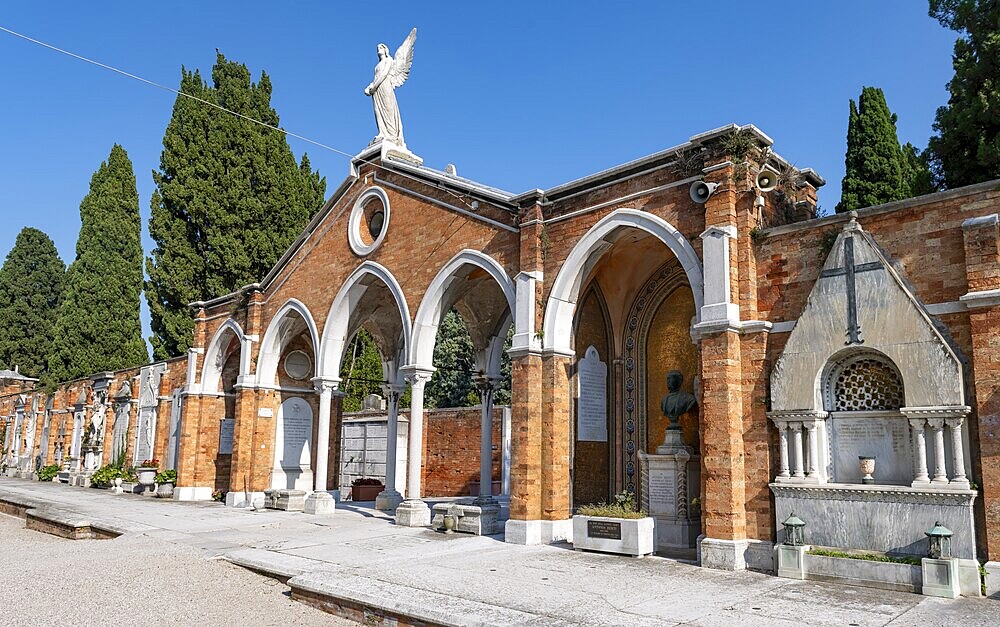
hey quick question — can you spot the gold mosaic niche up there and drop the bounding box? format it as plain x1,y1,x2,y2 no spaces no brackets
644,287,698,452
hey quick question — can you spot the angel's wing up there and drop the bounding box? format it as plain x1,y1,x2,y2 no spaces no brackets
390,28,417,88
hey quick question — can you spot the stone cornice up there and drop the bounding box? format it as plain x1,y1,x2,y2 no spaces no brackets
900,405,971,418
769,482,977,506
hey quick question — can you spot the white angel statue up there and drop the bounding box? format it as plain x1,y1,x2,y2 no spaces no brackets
364,28,416,148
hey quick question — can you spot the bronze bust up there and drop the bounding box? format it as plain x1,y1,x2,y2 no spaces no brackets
660,370,697,431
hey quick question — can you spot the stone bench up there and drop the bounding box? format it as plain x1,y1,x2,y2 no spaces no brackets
431,501,500,535
264,489,306,512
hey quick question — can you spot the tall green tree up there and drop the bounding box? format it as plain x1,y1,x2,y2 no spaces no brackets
341,329,385,413
837,87,923,212
0,227,65,378
927,0,1000,188
146,53,326,359
48,145,148,383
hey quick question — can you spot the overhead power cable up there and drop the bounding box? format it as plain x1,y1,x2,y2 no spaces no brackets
0,24,486,211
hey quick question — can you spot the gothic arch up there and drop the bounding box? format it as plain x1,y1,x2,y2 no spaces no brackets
411,249,516,376
201,318,246,393
256,299,320,386
317,261,412,382
543,208,704,355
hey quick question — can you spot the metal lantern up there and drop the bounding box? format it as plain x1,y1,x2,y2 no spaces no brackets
782,512,806,546
925,521,953,559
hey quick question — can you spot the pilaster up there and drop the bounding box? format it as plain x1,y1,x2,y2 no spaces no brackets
961,213,1000,559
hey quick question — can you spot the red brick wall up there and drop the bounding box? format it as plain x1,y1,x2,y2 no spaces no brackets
421,406,504,498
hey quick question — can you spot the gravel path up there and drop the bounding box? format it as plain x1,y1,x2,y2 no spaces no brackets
0,514,350,626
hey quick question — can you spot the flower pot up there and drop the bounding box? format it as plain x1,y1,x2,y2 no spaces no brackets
351,483,384,502
156,482,174,499
571,515,655,557
136,467,157,487
859,456,876,484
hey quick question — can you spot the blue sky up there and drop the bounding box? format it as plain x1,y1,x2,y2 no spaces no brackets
0,2,957,343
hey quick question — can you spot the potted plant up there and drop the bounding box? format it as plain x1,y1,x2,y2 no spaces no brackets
36,464,60,482
572,491,654,558
154,469,176,498
135,458,159,487
351,477,384,502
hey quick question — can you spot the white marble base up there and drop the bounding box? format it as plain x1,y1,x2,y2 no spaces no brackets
394,499,431,527
173,486,213,501
304,491,336,515
922,557,961,598
700,537,751,571
226,491,266,508
503,518,573,545
775,544,809,579
375,489,403,512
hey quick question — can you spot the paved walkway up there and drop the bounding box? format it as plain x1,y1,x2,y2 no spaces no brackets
1,477,998,626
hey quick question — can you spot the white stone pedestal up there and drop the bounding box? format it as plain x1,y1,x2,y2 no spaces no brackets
639,443,700,555
775,544,810,579
375,489,403,512
304,491,336,515
922,557,961,598
395,499,431,527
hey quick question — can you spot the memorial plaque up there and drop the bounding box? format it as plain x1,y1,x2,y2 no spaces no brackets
647,471,677,515
276,397,313,469
134,407,155,464
258,407,274,418
830,416,913,485
577,345,608,442
218,418,235,454
587,519,622,540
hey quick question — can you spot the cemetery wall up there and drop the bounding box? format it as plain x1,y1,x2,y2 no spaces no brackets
421,406,504,497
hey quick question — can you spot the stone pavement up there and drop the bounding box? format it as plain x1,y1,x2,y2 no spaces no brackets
1,477,998,626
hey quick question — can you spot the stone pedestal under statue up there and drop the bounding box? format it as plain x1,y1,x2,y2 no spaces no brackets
639,430,701,556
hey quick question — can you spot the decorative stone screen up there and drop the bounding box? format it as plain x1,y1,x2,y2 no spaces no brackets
826,353,904,412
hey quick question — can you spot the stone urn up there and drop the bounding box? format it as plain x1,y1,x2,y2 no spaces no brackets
859,456,876,485
442,514,457,534
135,467,157,487
155,482,174,499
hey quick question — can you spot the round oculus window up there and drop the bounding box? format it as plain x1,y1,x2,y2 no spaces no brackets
283,350,312,381
349,186,391,255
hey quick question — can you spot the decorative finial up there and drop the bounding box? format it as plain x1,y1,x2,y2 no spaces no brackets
845,210,861,232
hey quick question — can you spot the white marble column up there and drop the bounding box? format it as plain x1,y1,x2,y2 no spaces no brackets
474,376,498,504
305,377,338,515
775,422,790,480
804,421,820,479
909,418,930,485
396,368,433,526
946,417,969,487
928,418,949,484
375,383,406,511
790,422,805,479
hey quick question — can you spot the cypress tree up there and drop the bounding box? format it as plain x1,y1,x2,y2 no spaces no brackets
837,87,917,212
48,145,148,383
927,0,1000,189
427,310,477,409
341,330,384,413
0,227,65,378
146,53,326,359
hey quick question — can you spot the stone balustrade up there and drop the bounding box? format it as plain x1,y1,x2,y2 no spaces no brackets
769,406,971,489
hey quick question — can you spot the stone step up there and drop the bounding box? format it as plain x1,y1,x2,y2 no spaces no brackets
288,570,565,627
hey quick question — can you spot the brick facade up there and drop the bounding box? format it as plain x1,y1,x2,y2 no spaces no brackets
4,124,1000,567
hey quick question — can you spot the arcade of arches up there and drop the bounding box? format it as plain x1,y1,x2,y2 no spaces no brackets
5,125,1000,578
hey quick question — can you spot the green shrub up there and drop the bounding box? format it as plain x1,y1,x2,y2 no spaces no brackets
807,547,920,566
154,469,176,484
90,464,129,488
36,465,60,482
576,490,647,519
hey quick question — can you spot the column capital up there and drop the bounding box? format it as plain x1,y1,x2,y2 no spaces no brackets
900,405,971,420
311,376,341,395
400,365,434,386
381,383,406,399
